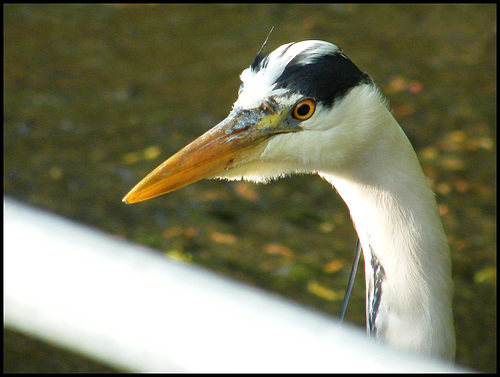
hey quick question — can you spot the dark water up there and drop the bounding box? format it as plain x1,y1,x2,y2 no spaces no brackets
4,4,496,372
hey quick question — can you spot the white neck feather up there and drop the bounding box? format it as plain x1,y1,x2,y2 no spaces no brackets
318,90,455,360
217,84,455,360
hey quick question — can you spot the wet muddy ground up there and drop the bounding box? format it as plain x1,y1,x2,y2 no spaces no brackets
4,4,496,372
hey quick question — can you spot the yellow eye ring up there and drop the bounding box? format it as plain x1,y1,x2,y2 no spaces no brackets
292,99,316,120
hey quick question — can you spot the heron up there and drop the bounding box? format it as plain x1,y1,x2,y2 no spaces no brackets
123,40,455,361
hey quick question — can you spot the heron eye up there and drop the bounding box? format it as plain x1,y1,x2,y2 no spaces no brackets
292,99,316,120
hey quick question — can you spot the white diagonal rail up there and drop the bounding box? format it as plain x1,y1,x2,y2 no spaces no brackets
4,197,461,372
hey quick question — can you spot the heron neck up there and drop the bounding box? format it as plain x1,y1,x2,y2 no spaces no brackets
319,116,455,361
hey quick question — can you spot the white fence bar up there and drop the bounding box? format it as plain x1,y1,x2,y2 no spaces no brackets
4,197,461,372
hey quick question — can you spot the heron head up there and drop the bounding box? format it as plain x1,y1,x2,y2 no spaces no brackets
123,40,373,204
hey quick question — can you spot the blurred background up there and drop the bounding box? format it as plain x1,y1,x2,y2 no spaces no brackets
4,4,496,372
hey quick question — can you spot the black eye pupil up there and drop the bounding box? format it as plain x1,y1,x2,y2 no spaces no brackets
297,104,310,116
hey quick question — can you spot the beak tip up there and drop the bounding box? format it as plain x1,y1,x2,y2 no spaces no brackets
123,190,151,204
122,194,133,204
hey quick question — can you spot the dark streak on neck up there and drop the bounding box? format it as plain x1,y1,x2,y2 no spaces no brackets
368,249,385,337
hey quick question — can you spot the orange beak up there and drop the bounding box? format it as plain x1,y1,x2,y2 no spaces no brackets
123,107,300,204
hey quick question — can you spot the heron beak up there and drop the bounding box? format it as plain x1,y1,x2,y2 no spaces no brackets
123,107,300,204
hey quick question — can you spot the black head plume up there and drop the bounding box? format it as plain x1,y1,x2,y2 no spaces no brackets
251,27,274,71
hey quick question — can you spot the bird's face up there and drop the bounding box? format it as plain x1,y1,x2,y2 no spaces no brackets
124,40,372,204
